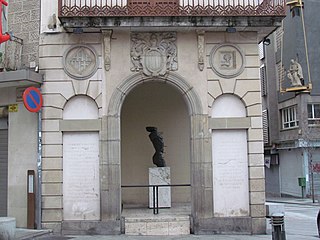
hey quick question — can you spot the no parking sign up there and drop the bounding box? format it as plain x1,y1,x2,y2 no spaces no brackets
23,87,43,113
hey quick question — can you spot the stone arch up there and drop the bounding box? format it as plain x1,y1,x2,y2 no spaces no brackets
108,72,203,116
102,72,209,223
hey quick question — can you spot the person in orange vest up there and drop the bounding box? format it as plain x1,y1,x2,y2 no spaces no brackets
0,0,12,44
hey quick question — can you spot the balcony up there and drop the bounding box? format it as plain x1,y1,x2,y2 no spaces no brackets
58,0,286,34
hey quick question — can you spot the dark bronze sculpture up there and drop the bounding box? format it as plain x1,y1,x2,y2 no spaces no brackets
146,126,166,167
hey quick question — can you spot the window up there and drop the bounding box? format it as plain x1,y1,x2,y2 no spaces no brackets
258,42,265,60
262,109,269,144
281,106,298,129
260,65,267,96
308,104,320,125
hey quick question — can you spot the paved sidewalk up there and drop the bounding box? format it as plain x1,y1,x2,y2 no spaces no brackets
14,228,52,239
267,196,319,206
14,197,320,240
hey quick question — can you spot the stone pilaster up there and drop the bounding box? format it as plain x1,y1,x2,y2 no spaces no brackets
100,115,121,231
190,114,213,223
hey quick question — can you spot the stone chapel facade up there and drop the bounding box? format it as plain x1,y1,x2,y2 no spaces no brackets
36,0,286,235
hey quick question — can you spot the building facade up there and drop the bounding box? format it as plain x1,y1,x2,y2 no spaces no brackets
263,0,320,199
0,0,42,228
1,0,285,235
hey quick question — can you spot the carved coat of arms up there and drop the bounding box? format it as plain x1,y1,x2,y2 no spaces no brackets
130,32,177,76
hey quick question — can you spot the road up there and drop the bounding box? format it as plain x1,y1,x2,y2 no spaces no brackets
284,203,319,239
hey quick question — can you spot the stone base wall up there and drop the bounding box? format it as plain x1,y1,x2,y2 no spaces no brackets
62,220,120,235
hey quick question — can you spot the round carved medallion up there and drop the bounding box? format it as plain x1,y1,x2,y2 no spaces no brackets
63,45,98,80
209,44,245,79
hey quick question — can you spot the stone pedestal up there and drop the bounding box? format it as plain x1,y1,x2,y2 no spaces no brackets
149,167,171,208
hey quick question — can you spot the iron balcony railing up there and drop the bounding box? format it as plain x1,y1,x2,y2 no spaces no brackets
58,0,286,17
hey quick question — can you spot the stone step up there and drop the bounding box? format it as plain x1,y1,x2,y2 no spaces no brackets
124,215,190,235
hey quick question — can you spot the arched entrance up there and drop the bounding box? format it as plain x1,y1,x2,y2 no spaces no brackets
121,81,190,206
102,72,209,234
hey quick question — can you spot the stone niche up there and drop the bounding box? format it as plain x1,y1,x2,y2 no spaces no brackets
211,95,249,217
62,96,100,221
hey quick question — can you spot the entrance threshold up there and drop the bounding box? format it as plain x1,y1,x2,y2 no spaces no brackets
121,203,191,235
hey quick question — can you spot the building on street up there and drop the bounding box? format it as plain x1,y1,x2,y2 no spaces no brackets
262,0,320,200
1,0,286,235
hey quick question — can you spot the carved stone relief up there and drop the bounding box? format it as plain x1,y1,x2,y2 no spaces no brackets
130,32,177,76
102,30,112,71
209,44,245,78
197,30,205,71
63,45,98,80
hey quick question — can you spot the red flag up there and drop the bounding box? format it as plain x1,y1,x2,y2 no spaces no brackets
0,0,11,44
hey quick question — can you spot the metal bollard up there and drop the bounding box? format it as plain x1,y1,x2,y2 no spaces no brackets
270,213,286,240
317,209,320,238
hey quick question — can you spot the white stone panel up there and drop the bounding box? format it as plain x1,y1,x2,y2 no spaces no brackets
41,82,74,100
42,120,60,132
248,154,264,167
238,67,260,79
40,57,63,69
42,94,66,109
42,144,62,158
42,158,62,170
42,132,62,145
72,79,90,95
168,220,190,235
149,167,171,208
125,221,147,235
208,80,222,100
39,45,68,58
63,96,98,120
248,141,264,154
242,92,262,106
248,129,263,141
245,55,260,67
247,104,262,116
87,81,102,100
211,94,246,117
251,116,263,129
42,107,63,119
212,130,249,217
42,209,62,222
249,166,265,179
63,132,100,220
219,78,236,94
42,183,62,196
146,221,169,235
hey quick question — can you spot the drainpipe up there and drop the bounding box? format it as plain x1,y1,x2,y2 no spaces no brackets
36,110,42,229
